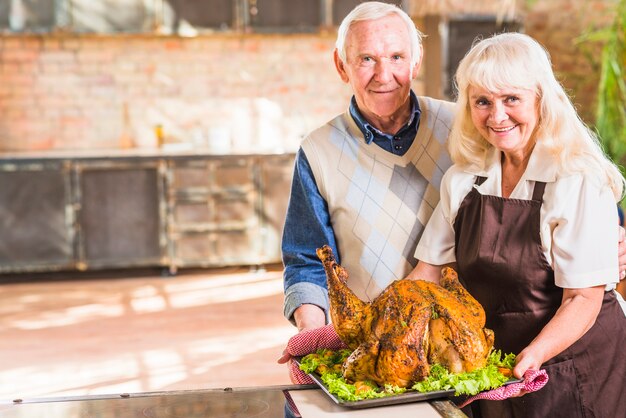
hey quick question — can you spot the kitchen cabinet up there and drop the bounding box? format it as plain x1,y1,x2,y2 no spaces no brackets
0,152,294,274
165,154,294,273
166,156,260,272
258,153,294,261
74,160,165,269
0,161,73,272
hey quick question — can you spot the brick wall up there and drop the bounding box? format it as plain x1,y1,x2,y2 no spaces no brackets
0,0,617,152
524,0,617,123
0,34,354,152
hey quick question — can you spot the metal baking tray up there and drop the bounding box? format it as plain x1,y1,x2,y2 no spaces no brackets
294,357,520,409
294,357,455,409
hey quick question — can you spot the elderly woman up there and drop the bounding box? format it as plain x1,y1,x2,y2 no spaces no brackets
410,33,626,417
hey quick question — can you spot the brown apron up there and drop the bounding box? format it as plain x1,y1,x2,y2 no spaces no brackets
454,176,626,418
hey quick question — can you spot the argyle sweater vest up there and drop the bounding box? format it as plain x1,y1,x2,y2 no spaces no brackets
301,96,454,302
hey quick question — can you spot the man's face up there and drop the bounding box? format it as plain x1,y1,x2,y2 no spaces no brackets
335,14,421,127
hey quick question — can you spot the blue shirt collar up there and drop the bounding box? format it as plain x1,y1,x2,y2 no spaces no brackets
349,90,421,144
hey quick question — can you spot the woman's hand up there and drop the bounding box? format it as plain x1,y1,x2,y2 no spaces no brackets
512,285,604,380
513,348,544,380
406,261,457,284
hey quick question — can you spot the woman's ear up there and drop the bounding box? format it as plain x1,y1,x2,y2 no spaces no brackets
334,49,350,83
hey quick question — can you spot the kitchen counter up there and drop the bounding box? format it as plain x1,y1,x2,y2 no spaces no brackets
0,146,296,162
0,150,296,274
0,385,468,418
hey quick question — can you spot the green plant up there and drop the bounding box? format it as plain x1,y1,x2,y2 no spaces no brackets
577,0,626,205
595,0,626,171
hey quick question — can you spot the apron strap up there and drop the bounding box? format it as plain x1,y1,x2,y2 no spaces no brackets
532,181,547,201
474,176,546,202
474,176,487,186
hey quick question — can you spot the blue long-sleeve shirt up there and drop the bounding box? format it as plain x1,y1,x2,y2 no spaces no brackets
282,92,422,323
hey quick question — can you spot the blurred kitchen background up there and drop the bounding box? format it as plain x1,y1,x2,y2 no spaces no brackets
0,0,624,402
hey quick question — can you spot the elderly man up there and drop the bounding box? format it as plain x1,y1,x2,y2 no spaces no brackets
278,1,626,376
280,1,453,336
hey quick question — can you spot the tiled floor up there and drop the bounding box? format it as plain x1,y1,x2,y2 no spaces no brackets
0,265,294,401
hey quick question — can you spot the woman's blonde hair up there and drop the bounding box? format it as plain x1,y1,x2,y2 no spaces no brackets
449,32,624,200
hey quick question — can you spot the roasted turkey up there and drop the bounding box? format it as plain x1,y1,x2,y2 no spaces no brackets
317,245,494,388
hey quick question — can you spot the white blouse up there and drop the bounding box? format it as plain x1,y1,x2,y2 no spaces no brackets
415,142,620,291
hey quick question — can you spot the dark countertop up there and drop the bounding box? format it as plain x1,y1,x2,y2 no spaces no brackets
0,385,468,418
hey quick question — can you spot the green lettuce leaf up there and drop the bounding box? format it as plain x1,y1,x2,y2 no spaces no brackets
412,351,515,396
299,349,516,401
298,348,352,374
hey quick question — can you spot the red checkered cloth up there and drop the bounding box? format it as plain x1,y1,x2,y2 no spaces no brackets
282,390,302,418
285,324,347,384
458,369,549,408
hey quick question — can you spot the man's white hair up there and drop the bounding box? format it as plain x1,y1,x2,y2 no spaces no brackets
335,1,423,69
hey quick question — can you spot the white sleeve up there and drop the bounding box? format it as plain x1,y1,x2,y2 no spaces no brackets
414,168,460,265
551,175,619,288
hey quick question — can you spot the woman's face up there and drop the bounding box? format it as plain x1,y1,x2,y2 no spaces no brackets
468,85,539,159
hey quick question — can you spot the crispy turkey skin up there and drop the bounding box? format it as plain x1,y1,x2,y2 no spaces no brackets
317,245,494,388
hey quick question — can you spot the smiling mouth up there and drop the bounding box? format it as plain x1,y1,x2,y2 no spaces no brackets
490,125,518,133
370,86,399,94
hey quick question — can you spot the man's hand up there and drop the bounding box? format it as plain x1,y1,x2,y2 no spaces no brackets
617,226,626,280
293,304,326,332
278,304,326,365
277,323,346,384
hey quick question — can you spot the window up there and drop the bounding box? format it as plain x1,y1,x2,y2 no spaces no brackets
0,0,411,34
70,0,153,33
249,0,322,33
332,0,406,26
0,0,56,32
444,15,522,98
165,0,235,33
